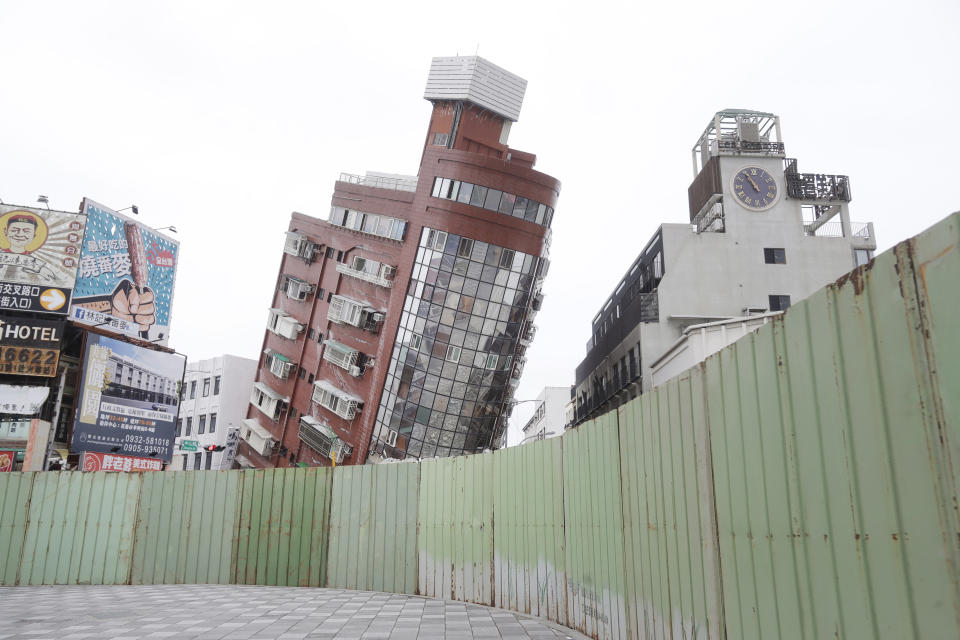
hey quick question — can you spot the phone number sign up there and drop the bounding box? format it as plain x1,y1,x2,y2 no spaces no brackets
0,346,59,376
0,316,64,377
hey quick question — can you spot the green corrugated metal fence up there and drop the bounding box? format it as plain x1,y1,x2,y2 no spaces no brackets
132,470,242,584
492,437,567,621
235,467,331,587
0,213,956,639
327,461,418,593
418,452,493,604
0,472,32,585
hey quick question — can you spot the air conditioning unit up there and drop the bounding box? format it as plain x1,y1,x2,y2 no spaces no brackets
348,365,362,377
384,430,398,447
372,312,385,323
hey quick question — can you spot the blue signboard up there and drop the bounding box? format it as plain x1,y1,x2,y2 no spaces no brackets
70,199,179,345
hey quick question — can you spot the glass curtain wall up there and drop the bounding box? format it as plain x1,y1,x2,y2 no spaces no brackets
372,227,542,458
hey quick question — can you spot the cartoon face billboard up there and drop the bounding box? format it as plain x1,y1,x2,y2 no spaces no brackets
0,204,86,314
69,199,179,345
72,333,185,462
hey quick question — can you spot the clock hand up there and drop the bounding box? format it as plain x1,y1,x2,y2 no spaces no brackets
745,174,761,192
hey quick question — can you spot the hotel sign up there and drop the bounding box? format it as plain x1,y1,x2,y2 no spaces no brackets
0,316,65,377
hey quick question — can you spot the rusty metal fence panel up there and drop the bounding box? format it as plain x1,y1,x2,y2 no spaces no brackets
618,369,723,640
418,452,494,604
0,472,33,585
492,437,567,622
17,471,141,585
562,410,629,640
705,211,960,639
235,467,332,587
131,470,242,584
326,461,418,593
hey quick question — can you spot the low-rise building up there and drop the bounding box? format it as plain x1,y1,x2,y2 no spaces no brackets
171,354,257,470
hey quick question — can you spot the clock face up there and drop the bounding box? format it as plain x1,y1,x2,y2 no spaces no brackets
731,166,780,211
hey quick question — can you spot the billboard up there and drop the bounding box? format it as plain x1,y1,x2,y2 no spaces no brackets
70,199,179,344
72,333,185,462
0,204,85,314
0,316,65,377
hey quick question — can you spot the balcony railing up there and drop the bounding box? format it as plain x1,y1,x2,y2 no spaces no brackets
717,139,785,154
785,159,852,202
338,173,418,192
336,262,395,288
803,220,873,240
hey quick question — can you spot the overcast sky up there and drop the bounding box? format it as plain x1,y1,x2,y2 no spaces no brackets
2,0,957,446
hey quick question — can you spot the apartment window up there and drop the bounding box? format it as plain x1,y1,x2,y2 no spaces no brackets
308,328,316,341
185,417,192,436
214,375,221,395
484,353,498,370
194,453,202,470
409,333,422,350
176,419,182,437
204,452,212,470
432,132,448,146
769,295,792,311
854,248,873,266
298,367,306,380
764,248,787,264
326,247,335,259
308,373,315,383
445,345,461,363
209,413,217,433
203,378,210,397
317,287,325,300
189,381,196,399
198,415,206,434
457,237,473,258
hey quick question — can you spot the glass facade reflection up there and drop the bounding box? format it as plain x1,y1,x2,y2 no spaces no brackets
372,227,543,458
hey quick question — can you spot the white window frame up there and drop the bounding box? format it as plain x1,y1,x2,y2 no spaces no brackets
267,308,304,340
445,345,461,363
283,275,314,301
268,354,294,379
283,232,315,260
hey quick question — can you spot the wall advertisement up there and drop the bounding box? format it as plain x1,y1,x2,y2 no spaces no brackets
70,199,179,345
0,450,14,472
72,333,185,462
0,204,86,314
0,316,65,377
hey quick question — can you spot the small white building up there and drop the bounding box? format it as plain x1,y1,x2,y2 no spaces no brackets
170,354,257,471
512,386,569,446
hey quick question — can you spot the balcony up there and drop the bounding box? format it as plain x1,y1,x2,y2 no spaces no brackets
322,339,363,376
327,295,384,332
282,275,314,301
519,323,537,346
312,379,363,420
803,220,875,246
241,417,277,458
336,257,396,289
299,415,352,464
283,232,316,262
338,172,418,192
265,349,295,380
267,308,304,341
250,382,289,422
692,198,725,233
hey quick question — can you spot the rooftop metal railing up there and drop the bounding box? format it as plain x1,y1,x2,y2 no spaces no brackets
338,173,418,192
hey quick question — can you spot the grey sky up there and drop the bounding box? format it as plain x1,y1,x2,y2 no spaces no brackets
2,0,957,444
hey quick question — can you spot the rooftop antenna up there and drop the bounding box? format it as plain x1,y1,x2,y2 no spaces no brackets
37,195,50,210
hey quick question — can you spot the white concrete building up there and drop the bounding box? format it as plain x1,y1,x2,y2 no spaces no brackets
510,387,570,446
572,110,877,426
170,354,257,470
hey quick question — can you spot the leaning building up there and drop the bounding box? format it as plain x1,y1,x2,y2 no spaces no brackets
571,110,877,426
238,56,559,467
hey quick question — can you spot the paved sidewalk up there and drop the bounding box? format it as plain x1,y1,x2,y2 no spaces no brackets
0,585,590,639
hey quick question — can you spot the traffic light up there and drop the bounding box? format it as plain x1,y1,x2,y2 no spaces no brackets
204,444,225,452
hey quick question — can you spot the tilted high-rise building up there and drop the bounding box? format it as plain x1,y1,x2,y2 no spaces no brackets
237,56,560,468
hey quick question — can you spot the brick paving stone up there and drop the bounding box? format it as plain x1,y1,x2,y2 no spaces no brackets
0,585,588,639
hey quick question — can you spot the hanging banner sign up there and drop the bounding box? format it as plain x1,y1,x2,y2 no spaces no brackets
0,316,65,377
0,205,85,314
